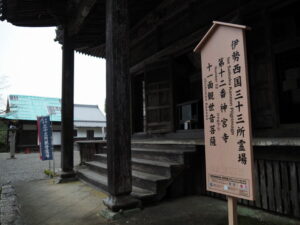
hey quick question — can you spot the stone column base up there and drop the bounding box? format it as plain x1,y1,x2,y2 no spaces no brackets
103,195,141,212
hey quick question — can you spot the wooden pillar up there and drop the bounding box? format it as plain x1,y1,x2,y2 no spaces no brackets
103,0,140,212
59,27,76,182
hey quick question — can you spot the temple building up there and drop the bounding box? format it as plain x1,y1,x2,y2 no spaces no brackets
0,0,299,218
0,95,106,152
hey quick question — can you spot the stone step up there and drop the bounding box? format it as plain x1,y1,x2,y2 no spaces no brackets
93,154,181,177
93,154,107,163
77,168,108,192
78,142,198,203
132,158,181,177
77,168,156,200
85,161,107,175
131,143,196,151
132,170,169,193
131,148,194,163
84,161,170,192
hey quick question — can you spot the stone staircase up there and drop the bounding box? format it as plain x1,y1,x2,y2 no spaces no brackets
77,142,197,203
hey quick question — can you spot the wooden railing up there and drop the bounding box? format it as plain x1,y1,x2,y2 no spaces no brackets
201,146,300,219
76,140,107,164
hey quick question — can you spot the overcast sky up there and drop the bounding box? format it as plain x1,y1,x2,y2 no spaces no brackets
0,21,106,113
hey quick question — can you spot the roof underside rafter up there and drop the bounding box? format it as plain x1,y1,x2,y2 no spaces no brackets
0,0,164,58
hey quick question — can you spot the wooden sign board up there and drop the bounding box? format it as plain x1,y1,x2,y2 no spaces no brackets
194,21,254,201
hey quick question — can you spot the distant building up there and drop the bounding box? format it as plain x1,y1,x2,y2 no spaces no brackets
0,95,106,152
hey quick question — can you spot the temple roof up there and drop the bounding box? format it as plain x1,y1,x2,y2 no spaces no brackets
0,0,67,27
0,95,106,127
0,0,161,58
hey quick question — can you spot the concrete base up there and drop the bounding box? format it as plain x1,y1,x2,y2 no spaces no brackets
103,195,141,212
101,208,141,220
56,171,77,183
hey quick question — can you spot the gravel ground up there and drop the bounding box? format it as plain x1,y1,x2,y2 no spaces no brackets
0,151,80,186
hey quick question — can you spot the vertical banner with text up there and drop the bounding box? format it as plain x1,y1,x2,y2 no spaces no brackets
194,21,254,201
37,116,53,161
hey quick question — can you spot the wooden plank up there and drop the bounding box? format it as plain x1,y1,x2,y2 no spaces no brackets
144,61,173,134
298,163,300,200
199,148,207,195
147,121,171,126
253,160,261,208
146,105,171,110
258,159,268,210
289,162,299,218
273,161,283,214
147,88,170,93
266,161,275,211
280,161,291,215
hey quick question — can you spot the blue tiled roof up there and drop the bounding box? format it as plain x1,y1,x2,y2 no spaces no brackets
0,95,61,122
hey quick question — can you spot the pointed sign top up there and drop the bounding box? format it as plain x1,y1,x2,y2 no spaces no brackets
193,21,250,53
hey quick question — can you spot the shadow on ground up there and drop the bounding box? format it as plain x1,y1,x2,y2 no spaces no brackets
14,179,300,225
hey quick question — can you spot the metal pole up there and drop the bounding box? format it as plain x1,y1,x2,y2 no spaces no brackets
50,114,55,177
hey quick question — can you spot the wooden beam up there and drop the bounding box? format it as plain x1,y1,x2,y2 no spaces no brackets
130,26,206,74
68,0,97,36
103,0,141,212
129,0,263,73
130,0,190,48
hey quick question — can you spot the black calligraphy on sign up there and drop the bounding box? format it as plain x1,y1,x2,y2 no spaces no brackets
238,153,247,165
218,58,225,67
220,89,226,98
220,103,228,112
210,136,216,146
209,103,215,111
235,90,243,100
221,118,228,128
208,92,214,100
208,81,214,89
237,139,246,151
206,61,217,148
231,39,239,50
236,114,245,124
234,76,242,87
210,114,215,123
222,133,229,143
232,51,240,62
233,64,241,74
210,125,216,135
236,126,245,137
207,63,212,71
235,101,243,112
219,80,226,87
219,68,225,77
230,38,248,165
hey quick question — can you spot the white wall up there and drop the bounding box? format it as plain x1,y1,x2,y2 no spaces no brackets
76,127,106,139
52,131,61,145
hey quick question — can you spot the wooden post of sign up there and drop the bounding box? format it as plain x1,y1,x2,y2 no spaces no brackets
228,196,238,225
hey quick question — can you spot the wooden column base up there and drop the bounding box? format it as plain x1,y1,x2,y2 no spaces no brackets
103,195,141,212
57,171,77,183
